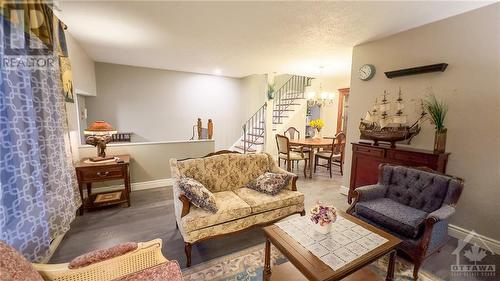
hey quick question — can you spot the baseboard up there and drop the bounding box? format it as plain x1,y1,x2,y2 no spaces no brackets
93,178,173,193
339,185,349,196
448,224,500,254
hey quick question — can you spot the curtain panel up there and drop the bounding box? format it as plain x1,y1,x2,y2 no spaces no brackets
0,4,81,262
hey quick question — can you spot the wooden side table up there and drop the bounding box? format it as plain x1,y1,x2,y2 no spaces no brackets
75,155,131,215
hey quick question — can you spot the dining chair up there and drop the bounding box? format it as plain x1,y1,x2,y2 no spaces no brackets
284,127,310,169
313,132,346,177
276,134,308,177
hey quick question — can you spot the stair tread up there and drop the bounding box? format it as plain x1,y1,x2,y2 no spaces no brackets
273,109,294,112
273,115,289,118
235,145,256,152
277,103,300,106
243,140,264,145
247,133,263,137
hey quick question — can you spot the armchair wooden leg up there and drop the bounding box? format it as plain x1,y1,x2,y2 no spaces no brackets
278,158,281,167
412,260,422,281
300,210,306,216
184,242,192,267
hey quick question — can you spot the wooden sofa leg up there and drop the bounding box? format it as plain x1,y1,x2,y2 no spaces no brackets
300,210,306,216
184,242,192,267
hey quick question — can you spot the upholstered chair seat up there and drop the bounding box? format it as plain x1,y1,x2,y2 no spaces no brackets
355,198,428,238
279,151,308,161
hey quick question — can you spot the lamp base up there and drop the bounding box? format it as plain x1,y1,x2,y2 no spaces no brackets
89,156,115,162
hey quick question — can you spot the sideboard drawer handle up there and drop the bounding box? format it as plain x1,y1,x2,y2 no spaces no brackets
97,171,110,177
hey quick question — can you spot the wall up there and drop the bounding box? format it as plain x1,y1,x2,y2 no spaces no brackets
345,4,500,239
65,34,97,162
239,74,268,126
87,63,242,150
66,33,96,96
78,140,214,184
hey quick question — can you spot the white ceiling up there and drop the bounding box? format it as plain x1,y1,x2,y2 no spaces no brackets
57,1,492,78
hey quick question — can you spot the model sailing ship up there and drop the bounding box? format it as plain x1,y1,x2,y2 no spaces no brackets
360,88,426,148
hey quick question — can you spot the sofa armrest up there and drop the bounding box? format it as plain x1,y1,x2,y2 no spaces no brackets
346,184,386,214
270,165,298,191
427,205,455,222
178,195,191,218
355,184,387,202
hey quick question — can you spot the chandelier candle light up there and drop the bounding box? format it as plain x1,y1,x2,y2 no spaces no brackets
306,66,335,106
310,201,337,234
84,120,117,162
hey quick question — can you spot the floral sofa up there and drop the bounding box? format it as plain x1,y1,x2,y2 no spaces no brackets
170,151,305,267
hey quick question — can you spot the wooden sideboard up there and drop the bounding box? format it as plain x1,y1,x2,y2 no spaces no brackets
348,142,449,203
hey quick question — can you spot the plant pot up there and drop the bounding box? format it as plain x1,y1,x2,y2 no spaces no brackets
313,222,332,234
434,128,447,153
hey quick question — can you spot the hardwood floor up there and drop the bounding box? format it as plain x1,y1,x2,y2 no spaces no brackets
51,165,499,281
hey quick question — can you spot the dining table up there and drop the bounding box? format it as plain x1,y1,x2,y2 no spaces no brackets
289,138,334,178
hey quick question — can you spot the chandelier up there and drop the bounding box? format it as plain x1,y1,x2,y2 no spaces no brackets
306,66,335,106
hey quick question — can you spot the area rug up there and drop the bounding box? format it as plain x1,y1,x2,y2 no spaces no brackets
182,244,442,281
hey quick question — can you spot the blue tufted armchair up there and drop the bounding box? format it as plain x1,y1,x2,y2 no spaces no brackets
347,164,464,280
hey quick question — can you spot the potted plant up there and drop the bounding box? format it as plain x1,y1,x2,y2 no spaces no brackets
309,119,325,139
267,83,275,100
310,201,337,234
424,95,448,153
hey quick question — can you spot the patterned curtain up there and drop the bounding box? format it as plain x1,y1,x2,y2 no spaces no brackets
0,5,81,262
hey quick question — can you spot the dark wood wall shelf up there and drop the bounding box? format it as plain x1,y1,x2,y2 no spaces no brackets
384,63,448,78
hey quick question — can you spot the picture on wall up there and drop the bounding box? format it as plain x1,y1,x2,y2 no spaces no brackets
60,56,75,103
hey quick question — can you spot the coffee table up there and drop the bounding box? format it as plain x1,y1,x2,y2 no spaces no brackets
263,211,401,281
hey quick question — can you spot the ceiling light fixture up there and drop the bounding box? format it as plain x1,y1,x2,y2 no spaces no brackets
306,66,335,107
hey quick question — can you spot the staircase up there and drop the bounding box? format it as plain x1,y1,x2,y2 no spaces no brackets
232,75,313,153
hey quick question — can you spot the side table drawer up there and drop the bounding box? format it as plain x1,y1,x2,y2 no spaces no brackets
355,145,385,157
79,166,124,181
387,150,432,165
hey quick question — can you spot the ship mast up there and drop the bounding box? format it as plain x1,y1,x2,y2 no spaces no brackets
392,87,407,126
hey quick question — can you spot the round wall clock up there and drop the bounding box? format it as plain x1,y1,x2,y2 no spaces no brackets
359,64,376,81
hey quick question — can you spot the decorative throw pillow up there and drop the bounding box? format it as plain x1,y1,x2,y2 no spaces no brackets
69,242,138,269
178,177,218,213
247,172,292,195
0,240,44,281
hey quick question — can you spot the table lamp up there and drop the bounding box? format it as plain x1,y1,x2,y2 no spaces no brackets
84,121,117,162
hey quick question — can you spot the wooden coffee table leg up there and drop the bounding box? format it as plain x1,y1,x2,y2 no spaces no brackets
386,250,396,281
264,238,272,281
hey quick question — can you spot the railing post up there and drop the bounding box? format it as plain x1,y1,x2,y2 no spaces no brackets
242,124,247,154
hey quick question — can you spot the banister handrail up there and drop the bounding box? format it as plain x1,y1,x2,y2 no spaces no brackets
237,75,312,153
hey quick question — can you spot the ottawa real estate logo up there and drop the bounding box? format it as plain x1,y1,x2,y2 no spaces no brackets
451,231,496,278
